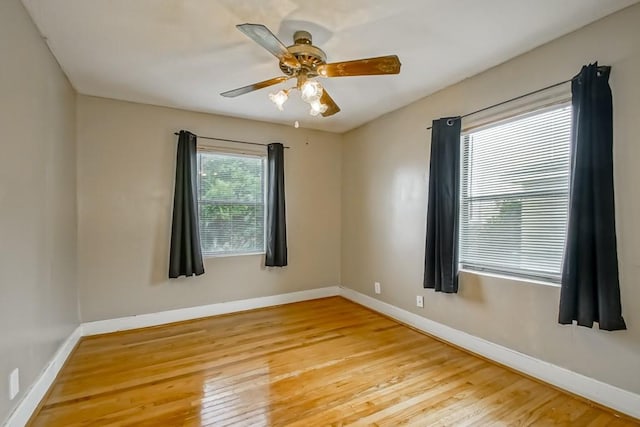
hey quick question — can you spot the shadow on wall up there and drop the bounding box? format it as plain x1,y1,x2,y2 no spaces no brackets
150,197,172,286
457,272,487,305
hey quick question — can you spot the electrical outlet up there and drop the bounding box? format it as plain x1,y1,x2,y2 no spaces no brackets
9,368,19,400
416,295,424,308
374,282,381,294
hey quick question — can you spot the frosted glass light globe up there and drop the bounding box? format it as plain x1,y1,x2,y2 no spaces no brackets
301,80,323,103
268,90,288,111
309,99,328,116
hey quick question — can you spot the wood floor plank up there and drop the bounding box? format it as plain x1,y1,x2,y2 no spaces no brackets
29,297,638,426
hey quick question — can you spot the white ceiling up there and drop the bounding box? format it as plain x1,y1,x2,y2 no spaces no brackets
22,0,638,133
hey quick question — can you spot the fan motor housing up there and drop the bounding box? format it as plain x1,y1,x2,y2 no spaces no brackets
280,30,326,76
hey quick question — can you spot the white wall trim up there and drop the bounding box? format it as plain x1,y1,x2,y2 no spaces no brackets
3,325,82,427
3,287,340,426
338,286,640,420
6,285,638,425
81,286,341,336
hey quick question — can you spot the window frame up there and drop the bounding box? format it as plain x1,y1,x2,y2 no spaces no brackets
457,100,573,285
196,147,267,258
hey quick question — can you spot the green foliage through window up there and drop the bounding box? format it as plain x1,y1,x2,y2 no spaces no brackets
197,151,265,255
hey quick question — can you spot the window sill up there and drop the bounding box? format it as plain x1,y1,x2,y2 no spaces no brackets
203,251,265,259
459,268,560,288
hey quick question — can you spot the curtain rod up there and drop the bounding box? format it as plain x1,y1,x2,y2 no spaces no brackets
426,79,572,130
173,132,290,149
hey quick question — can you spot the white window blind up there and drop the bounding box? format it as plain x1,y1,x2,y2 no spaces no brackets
197,151,265,256
459,103,572,282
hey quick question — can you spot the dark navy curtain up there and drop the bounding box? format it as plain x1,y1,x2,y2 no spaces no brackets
424,117,461,293
558,63,626,330
265,143,288,267
169,130,205,278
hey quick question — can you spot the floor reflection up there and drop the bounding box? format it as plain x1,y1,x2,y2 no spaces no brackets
199,364,271,426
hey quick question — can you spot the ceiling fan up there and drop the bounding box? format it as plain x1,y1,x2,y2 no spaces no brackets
220,23,401,118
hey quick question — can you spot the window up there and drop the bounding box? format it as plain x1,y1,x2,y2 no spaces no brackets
197,150,266,256
459,103,572,283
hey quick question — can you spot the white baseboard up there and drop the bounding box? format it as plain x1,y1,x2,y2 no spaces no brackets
3,325,82,427
3,287,340,426
81,286,341,336
6,285,638,425
339,286,640,420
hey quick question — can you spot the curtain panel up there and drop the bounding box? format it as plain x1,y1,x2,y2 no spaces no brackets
169,130,205,278
424,117,462,293
559,63,626,331
265,143,288,267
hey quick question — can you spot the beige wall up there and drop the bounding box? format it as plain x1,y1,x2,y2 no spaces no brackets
342,4,640,394
76,96,342,322
3,1,637,421
0,0,78,422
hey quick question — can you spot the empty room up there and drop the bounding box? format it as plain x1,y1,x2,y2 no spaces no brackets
2,0,640,425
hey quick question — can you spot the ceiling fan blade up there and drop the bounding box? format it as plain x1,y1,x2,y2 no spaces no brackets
317,55,401,77
320,90,340,117
236,23,301,69
220,76,290,98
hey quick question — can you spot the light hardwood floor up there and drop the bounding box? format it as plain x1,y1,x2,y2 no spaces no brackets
30,297,637,426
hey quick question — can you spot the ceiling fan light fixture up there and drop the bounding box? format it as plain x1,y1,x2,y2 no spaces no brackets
223,23,401,118
268,89,289,111
300,80,323,103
